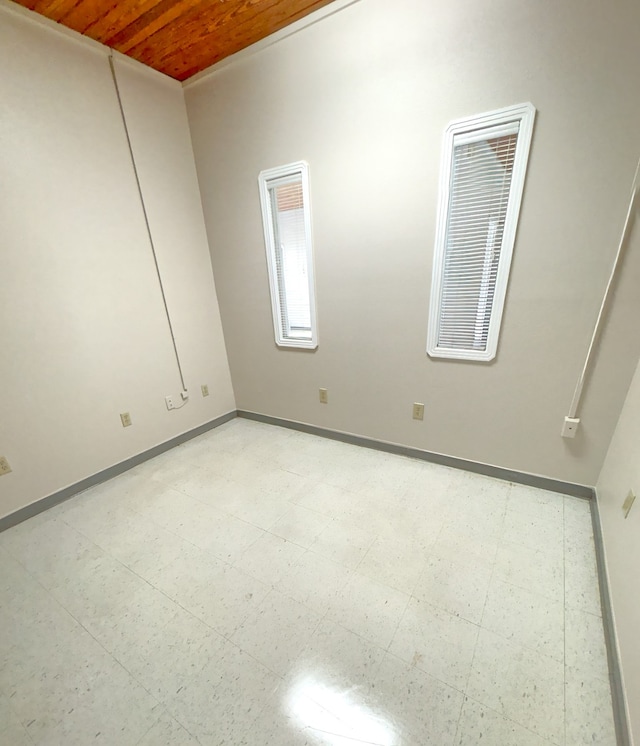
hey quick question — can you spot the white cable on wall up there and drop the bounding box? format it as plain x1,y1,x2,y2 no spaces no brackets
107,53,188,398
563,158,640,436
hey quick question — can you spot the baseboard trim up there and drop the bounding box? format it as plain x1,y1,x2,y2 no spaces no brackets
2,408,594,532
0,410,237,533
591,492,632,746
237,410,594,499
3,406,625,739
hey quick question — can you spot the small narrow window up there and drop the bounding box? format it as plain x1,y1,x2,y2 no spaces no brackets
259,161,318,349
427,103,536,361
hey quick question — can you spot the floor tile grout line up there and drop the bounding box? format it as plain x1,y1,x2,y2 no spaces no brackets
0,674,37,745
133,474,287,536
451,484,510,743
28,509,290,722
363,644,469,701
1,420,612,745
382,590,413,657
80,559,283,743
85,477,312,574
460,692,560,745
132,713,167,746
87,450,504,664
58,508,242,582
464,694,562,746
0,544,189,742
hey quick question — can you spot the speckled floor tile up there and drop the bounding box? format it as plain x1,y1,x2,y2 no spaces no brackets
0,420,615,746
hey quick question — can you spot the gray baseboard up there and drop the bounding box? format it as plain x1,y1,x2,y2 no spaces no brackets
238,410,594,499
242,409,630,742
2,405,627,741
591,493,632,746
0,410,237,533
2,407,594,536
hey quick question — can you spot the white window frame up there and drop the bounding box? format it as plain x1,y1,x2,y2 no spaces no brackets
427,102,536,361
258,161,318,349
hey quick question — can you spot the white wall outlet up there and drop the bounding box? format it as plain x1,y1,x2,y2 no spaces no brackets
120,412,132,427
0,456,12,476
622,490,636,518
561,416,580,438
413,403,425,421
165,395,175,410
201,384,209,397
319,388,328,404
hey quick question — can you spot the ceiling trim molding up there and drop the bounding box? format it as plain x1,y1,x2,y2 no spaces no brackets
182,0,361,90
0,0,107,56
1,0,183,85
2,0,360,85
111,48,182,87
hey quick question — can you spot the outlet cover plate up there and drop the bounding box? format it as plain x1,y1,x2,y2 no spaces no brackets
623,490,636,519
0,456,12,476
561,416,580,438
120,412,132,427
413,403,425,421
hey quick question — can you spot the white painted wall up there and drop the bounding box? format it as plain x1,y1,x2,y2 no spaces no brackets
185,0,640,486
597,352,640,743
0,5,235,519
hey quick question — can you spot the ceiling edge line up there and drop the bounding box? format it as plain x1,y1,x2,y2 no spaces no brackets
0,0,107,56
181,0,362,90
0,0,178,85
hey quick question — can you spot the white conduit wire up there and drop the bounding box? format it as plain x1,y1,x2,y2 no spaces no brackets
567,157,640,421
107,52,188,396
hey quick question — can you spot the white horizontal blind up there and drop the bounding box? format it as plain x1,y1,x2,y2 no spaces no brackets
268,179,312,338
259,162,318,349
428,103,536,361
438,130,518,351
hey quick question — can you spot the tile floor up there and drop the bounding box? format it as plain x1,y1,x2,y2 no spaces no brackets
0,418,617,745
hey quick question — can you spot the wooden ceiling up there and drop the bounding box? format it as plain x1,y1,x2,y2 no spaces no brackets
13,0,338,81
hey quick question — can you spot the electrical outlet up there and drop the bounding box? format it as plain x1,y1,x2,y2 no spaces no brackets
319,388,328,404
201,384,209,397
0,456,12,476
165,395,175,410
622,490,636,519
120,412,132,428
412,403,424,421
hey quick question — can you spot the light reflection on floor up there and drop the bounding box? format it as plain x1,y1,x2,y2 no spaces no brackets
288,674,397,745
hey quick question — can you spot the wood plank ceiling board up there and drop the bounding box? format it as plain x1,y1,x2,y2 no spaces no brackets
11,0,339,80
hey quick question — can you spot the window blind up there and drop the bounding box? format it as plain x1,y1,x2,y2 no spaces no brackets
268,178,312,338
427,103,536,361
438,130,518,352
259,161,318,349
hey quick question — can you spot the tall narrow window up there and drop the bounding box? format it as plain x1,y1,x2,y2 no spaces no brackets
259,162,318,349
427,103,535,361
